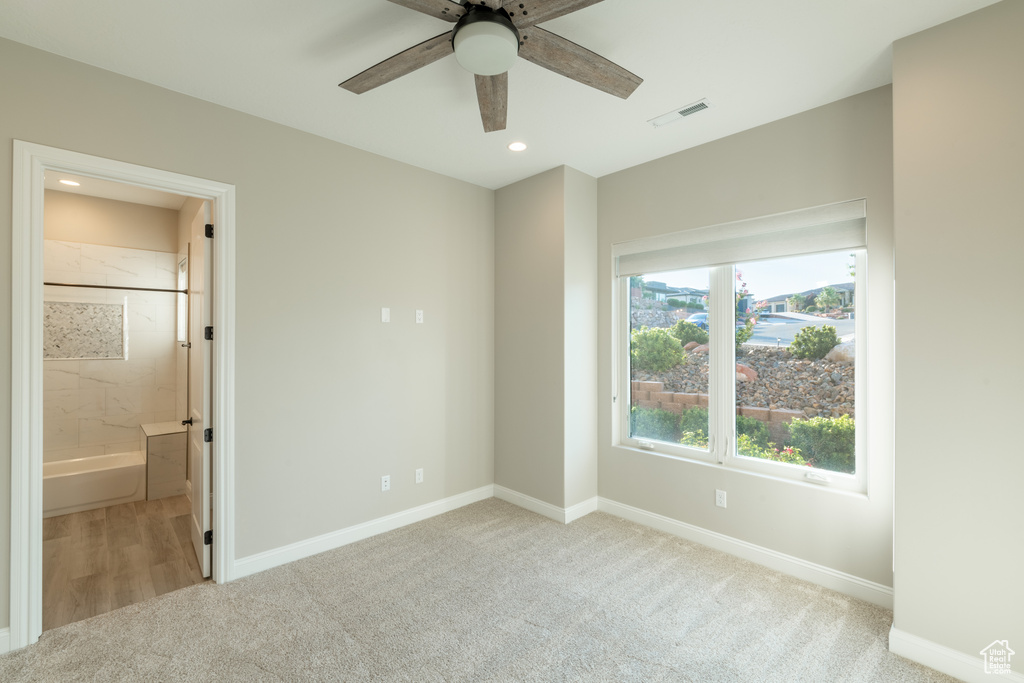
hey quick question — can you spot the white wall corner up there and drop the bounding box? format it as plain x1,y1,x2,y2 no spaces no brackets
889,626,1024,683
233,485,494,579
0,627,10,655
598,497,894,609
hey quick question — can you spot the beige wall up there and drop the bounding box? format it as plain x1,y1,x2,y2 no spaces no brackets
597,86,896,585
44,190,179,252
494,168,566,505
0,36,495,629
893,0,1023,669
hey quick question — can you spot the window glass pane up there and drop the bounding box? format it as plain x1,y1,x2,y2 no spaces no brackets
628,269,711,450
733,253,856,473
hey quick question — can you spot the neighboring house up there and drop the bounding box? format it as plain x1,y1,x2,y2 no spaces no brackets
763,282,855,313
642,280,684,302
672,286,709,306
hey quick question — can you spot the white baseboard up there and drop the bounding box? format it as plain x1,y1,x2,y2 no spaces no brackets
493,485,565,522
492,485,599,524
598,497,894,609
889,626,1024,683
565,496,599,523
0,626,10,654
233,485,494,579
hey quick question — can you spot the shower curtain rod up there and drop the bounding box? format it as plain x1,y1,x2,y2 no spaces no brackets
44,282,187,295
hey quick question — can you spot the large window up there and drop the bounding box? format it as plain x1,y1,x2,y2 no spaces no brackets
617,201,866,490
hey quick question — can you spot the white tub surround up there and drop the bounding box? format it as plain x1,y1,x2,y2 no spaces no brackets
143,421,187,500
43,451,147,518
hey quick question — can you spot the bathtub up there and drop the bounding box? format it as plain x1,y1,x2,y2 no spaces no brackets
43,451,147,518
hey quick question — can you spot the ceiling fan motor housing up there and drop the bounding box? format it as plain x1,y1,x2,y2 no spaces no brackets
452,5,521,76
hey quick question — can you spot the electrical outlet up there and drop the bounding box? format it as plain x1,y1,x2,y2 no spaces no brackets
415,310,424,324
415,468,423,484
715,489,727,508
381,475,391,492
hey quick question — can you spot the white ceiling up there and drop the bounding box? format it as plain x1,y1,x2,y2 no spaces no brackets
0,0,1000,190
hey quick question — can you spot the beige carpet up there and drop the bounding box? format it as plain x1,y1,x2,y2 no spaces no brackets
1,499,954,682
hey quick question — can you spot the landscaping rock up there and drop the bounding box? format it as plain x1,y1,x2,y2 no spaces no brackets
632,346,854,419
826,341,855,363
736,363,758,382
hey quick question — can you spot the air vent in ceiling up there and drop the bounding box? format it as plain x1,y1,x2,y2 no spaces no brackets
648,99,710,128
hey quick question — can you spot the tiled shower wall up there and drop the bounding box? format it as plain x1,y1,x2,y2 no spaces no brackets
43,240,181,462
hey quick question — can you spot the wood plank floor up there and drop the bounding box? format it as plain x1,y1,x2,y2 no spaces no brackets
42,494,210,631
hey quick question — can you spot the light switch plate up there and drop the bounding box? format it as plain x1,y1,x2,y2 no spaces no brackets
381,307,390,323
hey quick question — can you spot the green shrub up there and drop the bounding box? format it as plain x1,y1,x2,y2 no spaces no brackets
630,326,684,373
676,406,709,448
786,415,855,473
736,415,771,449
680,430,709,448
789,324,840,360
804,305,819,312
737,434,807,466
630,407,681,442
679,406,708,436
669,320,709,347
667,298,684,308
735,318,755,352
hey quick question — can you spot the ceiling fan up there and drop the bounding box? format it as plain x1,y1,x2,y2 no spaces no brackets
339,0,642,133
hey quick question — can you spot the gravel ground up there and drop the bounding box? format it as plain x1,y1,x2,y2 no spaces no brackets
632,346,854,418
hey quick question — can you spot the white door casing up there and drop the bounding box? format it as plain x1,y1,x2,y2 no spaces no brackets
9,141,236,651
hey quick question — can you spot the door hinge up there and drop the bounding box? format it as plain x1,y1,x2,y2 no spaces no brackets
204,529,212,545
204,326,214,340
205,223,214,238
204,427,213,443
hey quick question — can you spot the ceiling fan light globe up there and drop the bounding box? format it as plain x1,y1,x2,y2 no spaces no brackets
453,20,519,76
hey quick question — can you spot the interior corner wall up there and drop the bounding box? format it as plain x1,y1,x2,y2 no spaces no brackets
0,36,495,631
494,168,567,506
596,86,896,586
494,166,599,510
892,0,1024,669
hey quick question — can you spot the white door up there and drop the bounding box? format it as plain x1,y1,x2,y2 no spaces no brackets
188,202,213,578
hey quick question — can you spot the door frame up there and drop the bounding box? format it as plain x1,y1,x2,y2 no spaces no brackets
9,141,237,650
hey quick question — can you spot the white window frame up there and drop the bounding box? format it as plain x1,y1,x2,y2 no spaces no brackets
613,201,867,493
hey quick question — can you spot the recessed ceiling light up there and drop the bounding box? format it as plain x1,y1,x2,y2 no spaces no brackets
508,142,527,152
59,179,81,186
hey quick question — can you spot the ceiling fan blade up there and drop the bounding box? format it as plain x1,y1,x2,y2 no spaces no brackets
386,0,466,22
509,0,605,29
475,73,508,132
339,33,454,94
518,27,642,99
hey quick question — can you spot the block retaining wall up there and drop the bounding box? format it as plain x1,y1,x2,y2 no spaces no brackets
631,380,803,445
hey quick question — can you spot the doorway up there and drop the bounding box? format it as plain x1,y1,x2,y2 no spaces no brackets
10,141,237,650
